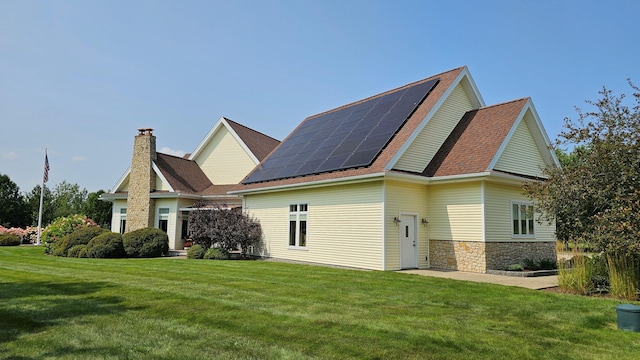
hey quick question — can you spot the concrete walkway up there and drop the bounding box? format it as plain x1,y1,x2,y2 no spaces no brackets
398,269,558,290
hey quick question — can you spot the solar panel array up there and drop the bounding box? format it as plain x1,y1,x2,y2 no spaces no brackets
243,78,440,184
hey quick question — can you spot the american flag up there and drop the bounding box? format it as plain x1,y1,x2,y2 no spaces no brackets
43,152,50,183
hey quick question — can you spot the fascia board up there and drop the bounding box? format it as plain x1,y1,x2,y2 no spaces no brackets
152,162,175,192
221,118,261,164
230,172,386,196
188,117,225,161
110,166,130,193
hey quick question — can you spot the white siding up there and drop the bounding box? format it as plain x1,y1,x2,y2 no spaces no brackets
155,174,170,191
494,112,547,178
484,182,555,242
384,181,429,270
394,84,475,172
428,182,483,242
245,181,385,270
193,126,256,184
154,198,179,249
110,199,128,234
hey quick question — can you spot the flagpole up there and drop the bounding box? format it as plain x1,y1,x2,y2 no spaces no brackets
36,148,48,246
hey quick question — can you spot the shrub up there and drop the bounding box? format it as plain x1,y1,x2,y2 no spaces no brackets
68,244,89,258
122,228,169,258
42,215,99,254
522,258,539,271
86,232,125,258
559,253,593,295
186,244,205,259
537,258,557,270
0,234,21,246
507,264,523,271
204,247,229,260
53,227,108,257
607,253,640,300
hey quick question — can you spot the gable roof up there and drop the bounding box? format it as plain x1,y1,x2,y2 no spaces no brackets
154,153,213,193
189,117,280,164
236,66,468,192
424,98,530,177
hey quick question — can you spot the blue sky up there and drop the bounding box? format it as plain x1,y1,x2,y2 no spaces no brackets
1,0,638,193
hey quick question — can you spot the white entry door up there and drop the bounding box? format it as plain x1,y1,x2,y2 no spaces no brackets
400,214,417,269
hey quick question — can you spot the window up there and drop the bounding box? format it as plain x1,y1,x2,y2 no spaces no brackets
180,211,189,239
512,202,534,237
158,208,169,233
289,203,308,248
119,208,127,234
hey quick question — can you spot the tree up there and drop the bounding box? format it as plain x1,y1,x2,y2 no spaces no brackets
82,190,112,228
524,80,640,256
188,201,262,256
0,174,29,227
51,181,88,220
24,184,54,226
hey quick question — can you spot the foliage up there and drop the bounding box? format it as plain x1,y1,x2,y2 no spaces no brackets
41,214,98,254
607,253,640,300
522,258,538,271
537,258,557,270
53,226,108,257
2,246,639,360
67,244,89,258
24,184,54,226
524,81,640,257
122,227,169,258
188,202,262,255
186,244,205,259
507,263,523,271
204,247,229,260
558,252,594,295
86,232,125,258
82,190,112,228
50,181,88,220
0,174,29,228
0,234,21,246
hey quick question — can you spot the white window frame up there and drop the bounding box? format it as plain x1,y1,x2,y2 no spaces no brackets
158,207,170,233
288,203,308,249
511,201,535,238
119,208,127,234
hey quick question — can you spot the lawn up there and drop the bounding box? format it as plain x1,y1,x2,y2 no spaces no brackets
1,246,638,359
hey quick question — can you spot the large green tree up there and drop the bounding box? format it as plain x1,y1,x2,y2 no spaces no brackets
524,81,640,256
0,174,29,227
24,185,54,226
82,190,112,228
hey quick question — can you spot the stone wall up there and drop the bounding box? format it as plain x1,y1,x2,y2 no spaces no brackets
126,128,156,232
429,239,556,273
485,241,556,270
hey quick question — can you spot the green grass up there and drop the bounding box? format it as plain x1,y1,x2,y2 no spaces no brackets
1,247,639,359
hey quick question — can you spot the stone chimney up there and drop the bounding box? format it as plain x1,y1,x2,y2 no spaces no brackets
126,128,157,232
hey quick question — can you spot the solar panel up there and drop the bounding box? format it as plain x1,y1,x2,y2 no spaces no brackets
243,77,440,184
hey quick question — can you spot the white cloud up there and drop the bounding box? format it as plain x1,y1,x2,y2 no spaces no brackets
72,156,87,162
159,147,186,158
1,151,17,159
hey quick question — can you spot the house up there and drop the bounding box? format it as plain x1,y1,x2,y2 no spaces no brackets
231,66,559,272
100,117,280,249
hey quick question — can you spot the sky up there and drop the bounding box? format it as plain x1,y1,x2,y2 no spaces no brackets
1,0,638,193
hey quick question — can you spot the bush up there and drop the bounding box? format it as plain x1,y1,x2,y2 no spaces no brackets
607,253,640,300
523,258,539,271
86,232,125,258
42,215,99,254
537,258,557,270
53,227,108,257
186,244,205,259
0,234,21,246
507,264,523,271
122,228,169,258
559,253,594,295
67,244,89,258
204,247,229,260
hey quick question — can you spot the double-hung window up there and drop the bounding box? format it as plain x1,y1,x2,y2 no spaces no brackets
119,208,127,234
512,201,534,237
289,203,308,248
158,208,170,233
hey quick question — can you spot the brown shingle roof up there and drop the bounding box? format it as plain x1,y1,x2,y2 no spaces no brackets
155,153,213,194
225,118,280,161
423,98,528,177
237,66,466,191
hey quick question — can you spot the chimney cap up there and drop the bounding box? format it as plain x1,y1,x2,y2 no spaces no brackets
137,128,154,136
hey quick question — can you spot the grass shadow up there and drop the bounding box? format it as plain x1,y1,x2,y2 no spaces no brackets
0,281,129,345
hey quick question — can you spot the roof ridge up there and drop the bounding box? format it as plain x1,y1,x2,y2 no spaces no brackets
224,117,280,143
477,97,529,111
307,66,465,120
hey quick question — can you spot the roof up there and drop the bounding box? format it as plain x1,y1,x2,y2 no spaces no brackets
224,118,281,161
237,66,467,191
424,98,529,177
155,153,212,193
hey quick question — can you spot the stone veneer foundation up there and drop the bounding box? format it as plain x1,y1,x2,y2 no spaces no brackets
126,128,157,232
429,239,556,273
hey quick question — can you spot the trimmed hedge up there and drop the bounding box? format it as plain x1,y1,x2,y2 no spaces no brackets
86,232,125,258
186,244,205,259
68,244,89,258
204,247,229,260
0,234,21,246
122,228,169,258
53,227,109,257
